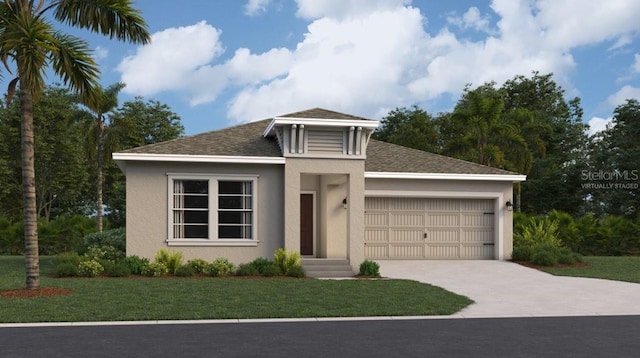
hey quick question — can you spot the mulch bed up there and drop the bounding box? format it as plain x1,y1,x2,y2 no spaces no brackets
0,287,73,299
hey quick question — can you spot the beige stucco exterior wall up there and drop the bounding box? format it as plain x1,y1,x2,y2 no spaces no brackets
284,158,365,270
365,178,515,259
124,161,284,264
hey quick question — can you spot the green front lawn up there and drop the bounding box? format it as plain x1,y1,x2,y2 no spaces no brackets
0,256,472,323
541,256,640,283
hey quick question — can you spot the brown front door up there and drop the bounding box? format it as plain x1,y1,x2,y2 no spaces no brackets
300,193,314,256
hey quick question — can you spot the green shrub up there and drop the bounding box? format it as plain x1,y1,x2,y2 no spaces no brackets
273,248,301,275
248,257,276,275
155,249,183,274
84,245,124,264
174,264,195,277
55,251,83,267
511,246,532,261
187,258,209,274
55,262,79,277
514,216,561,250
141,262,168,277
358,260,381,277
40,215,97,254
261,263,282,277
285,264,306,278
595,215,639,256
78,260,104,277
235,263,259,276
125,255,149,275
102,261,131,277
531,247,559,266
207,257,236,277
83,227,126,253
557,252,576,265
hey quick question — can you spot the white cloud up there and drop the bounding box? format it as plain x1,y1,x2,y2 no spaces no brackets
587,116,613,135
607,85,640,107
115,0,640,124
295,0,411,20
634,53,640,73
117,21,224,95
244,0,270,16
93,46,108,61
447,7,492,32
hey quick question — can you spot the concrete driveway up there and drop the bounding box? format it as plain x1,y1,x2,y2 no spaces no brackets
379,260,640,318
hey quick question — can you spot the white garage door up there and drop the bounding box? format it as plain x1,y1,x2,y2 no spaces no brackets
364,197,495,259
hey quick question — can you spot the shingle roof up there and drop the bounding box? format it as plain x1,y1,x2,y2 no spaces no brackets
120,119,281,157
279,108,371,121
366,140,518,175
118,108,519,176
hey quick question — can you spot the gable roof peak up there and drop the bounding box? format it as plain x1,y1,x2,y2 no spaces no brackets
277,108,372,121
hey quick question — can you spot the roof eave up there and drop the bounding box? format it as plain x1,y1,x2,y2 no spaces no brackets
365,171,527,182
112,153,286,165
264,117,379,137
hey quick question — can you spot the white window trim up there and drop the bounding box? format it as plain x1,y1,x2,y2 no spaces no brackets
166,173,259,247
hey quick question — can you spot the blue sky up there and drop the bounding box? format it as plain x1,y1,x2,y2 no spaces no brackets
52,1,640,135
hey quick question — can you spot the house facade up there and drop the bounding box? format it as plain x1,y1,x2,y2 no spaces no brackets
114,108,526,271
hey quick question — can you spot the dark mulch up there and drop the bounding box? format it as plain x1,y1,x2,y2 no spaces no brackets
0,287,73,299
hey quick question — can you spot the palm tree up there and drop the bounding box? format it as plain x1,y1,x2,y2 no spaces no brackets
445,86,530,170
84,82,126,232
0,0,150,289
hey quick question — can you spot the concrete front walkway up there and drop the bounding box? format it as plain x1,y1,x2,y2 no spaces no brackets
379,260,640,318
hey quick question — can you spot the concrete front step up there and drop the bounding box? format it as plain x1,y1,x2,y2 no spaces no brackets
302,259,354,278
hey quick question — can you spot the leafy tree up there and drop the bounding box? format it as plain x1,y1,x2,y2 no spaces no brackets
589,99,640,217
0,85,92,221
102,97,184,226
443,83,530,171
0,0,150,289
373,106,439,152
83,82,126,232
502,72,589,215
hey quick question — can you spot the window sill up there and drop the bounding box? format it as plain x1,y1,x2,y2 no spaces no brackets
166,239,259,247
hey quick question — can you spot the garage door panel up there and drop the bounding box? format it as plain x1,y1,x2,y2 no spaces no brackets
365,228,388,242
364,243,388,258
390,229,423,242
462,244,494,258
391,244,424,258
462,229,493,242
428,213,459,226
365,198,495,259
426,244,460,258
462,214,493,226
425,199,459,211
391,213,424,226
365,213,388,226
390,198,424,210
365,197,388,210
428,229,460,242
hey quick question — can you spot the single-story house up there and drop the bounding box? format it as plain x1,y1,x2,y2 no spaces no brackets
113,108,526,272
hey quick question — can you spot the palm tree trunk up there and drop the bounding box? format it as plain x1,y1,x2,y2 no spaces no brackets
20,88,40,289
97,155,103,232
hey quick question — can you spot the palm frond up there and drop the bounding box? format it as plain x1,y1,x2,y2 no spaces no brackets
52,0,150,44
48,31,101,105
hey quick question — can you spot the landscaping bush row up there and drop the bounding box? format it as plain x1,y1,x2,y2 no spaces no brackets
515,211,640,256
52,247,307,279
0,215,109,255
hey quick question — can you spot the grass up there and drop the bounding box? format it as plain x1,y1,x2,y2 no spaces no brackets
540,256,640,284
0,256,473,323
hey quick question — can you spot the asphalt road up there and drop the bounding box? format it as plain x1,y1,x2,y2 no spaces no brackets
2,316,639,357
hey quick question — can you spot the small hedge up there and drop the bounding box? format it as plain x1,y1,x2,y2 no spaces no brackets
50,249,307,279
